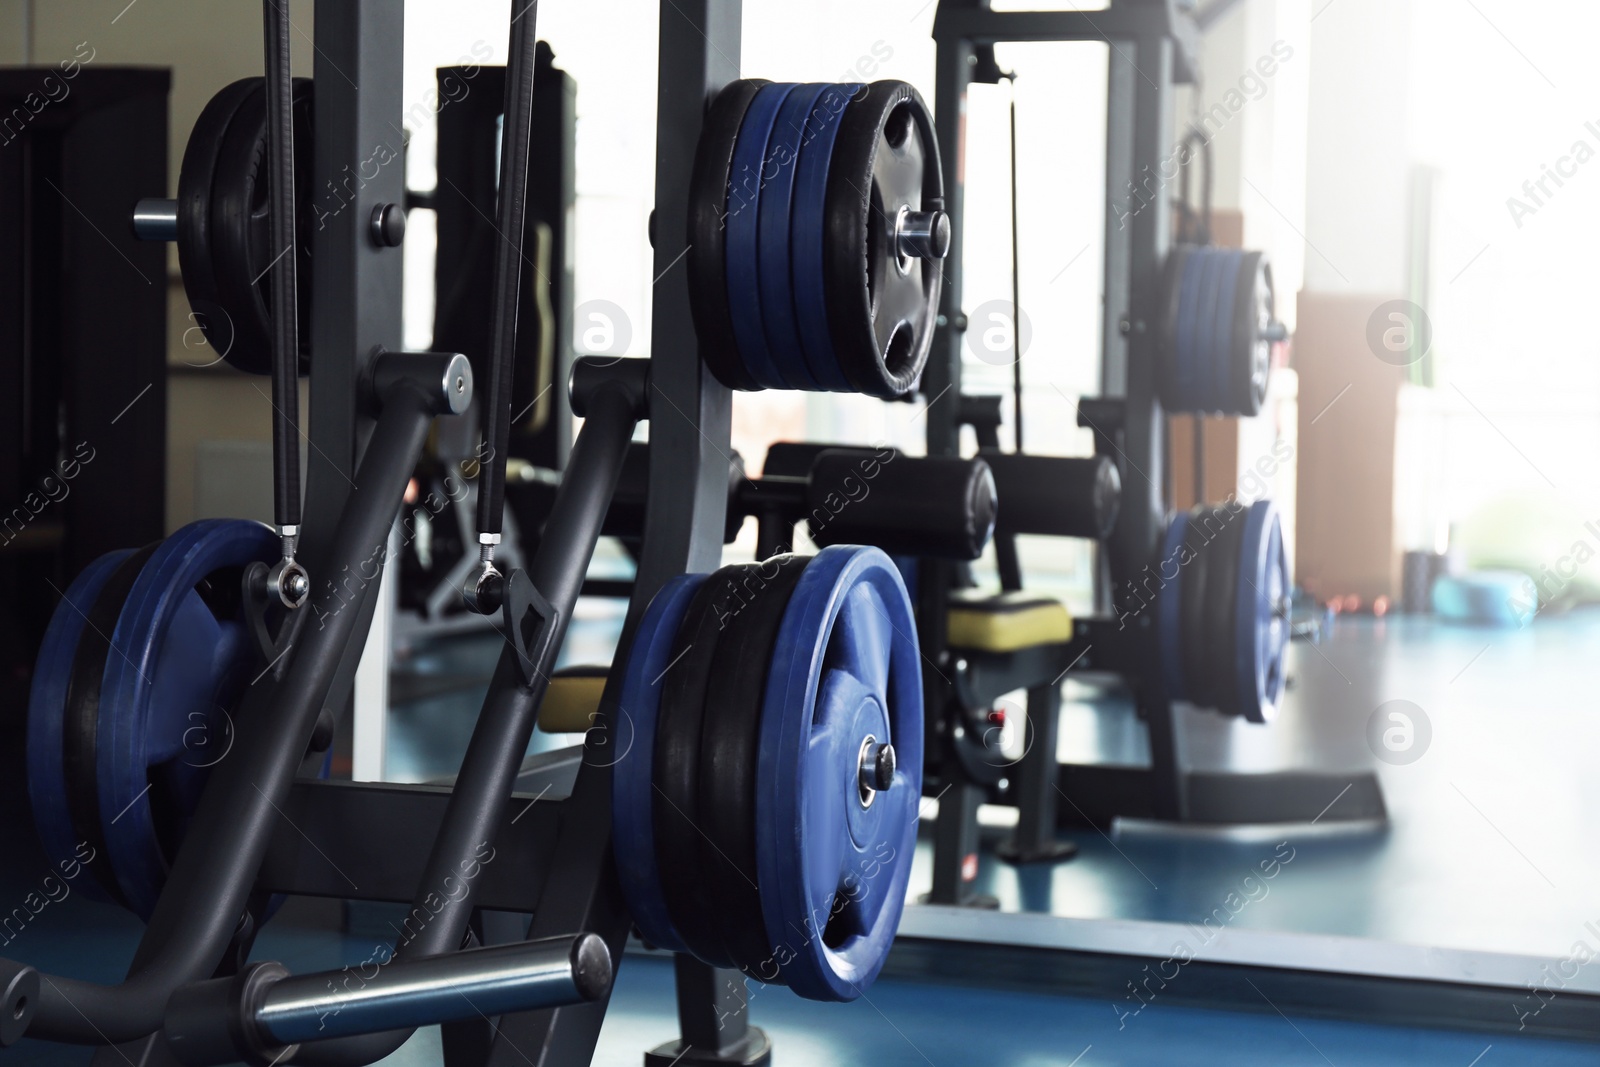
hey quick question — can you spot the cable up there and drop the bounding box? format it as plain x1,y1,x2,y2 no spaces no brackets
262,0,308,608
469,0,541,614
1005,71,1022,454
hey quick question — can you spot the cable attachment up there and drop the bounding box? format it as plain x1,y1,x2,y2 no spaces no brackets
464,536,505,616
267,528,309,610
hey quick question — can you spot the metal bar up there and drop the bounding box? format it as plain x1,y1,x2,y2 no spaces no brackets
303,0,407,760
1007,684,1063,856
255,779,565,910
1121,34,1182,819
131,197,178,241
257,936,610,1045
933,3,1189,45
928,782,988,906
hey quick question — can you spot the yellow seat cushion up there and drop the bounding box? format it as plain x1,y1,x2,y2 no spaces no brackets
946,591,1073,653
537,667,608,733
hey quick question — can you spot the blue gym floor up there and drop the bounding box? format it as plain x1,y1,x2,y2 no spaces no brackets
5,606,1600,1063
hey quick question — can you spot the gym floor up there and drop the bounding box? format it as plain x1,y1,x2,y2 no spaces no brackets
5,606,1598,1065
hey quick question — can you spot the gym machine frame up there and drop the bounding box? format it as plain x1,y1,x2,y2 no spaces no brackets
922,0,1379,904
0,3,765,1066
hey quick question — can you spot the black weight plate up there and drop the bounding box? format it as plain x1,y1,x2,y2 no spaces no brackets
1201,508,1248,714
1159,244,1193,411
697,555,808,973
688,79,769,393
653,566,744,968
177,79,258,369
1230,251,1274,417
61,544,159,905
1178,507,1215,709
209,78,314,376
824,81,943,399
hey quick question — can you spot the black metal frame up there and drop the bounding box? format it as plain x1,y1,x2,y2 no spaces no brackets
1,3,758,1066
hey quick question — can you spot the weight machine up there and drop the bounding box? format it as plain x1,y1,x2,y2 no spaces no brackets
8,3,961,1066
919,0,1383,907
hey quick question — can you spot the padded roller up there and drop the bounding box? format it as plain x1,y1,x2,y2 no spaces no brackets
981,452,1121,541
805,451,996,561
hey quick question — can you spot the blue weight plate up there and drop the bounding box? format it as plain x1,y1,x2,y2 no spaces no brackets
1155,513,1189,703
1192,248,1225,414
1234,500,1291,724
725,83,800,390
27,549,134,891
756,83,832,391
1208,249,1242,415
611,573,706,956
791,83,862,392
96,518,278,919
1171,246,1208,412
756,546,922,1001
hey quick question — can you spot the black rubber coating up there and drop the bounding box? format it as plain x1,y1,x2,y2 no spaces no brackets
1178,507,1216,709
688,79,768,392
982,452,1122,542
1200,507,1248,714
177,79,257,370
261,0,302,532
1159,244,1192,411
652,568,743,968
824,81,943,398
474,0,540,542
696,556,808,973
807,451,995,561
61,544,159,906
196,78,314,378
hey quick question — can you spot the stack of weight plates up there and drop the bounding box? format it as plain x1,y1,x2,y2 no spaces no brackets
612,546,923,1000
689,81,945,399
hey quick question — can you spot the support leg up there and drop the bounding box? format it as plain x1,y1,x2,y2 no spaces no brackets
925,781,997,908
644,955,771,1067
997,683,1078,864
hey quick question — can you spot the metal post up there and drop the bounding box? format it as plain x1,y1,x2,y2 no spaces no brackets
481,4,743,1065
1113,34,1183,820
302,0,407,738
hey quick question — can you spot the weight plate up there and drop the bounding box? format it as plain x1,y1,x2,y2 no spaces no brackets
698,556,808,973
612,573,705,956
1207,250,1242,415
1174,246,1211,413
1231,251,1274,417
1178,506,1215,710
26,549,133,897
63,546,161,905
790,84,862,392
689,80,769,392
1234,500,1291,723
653,568,746,968
207,77,314,377
1155,513,1189,701
1196,251,1228,415
756,546,922,1001
95,519,278,918
824,82,943,399
177,79,258,371
756,84,833,392
1159,245,1195,411
725,83,801,391
1203,502,1248,713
